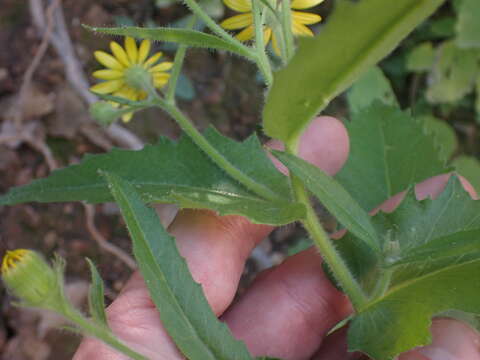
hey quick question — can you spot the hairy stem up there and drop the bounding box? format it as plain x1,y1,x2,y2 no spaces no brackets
252,0,273,86
286,141,368,310
166,16,197,103
62,306,148,360
281,0,294,62
155,99,282,202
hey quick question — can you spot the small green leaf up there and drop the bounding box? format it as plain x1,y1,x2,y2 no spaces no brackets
456,0,480,48
421,115,457,161
104,172,253,360
85,26,253,59
335,102,449,212
0,128,304,225
347,66,398,114
85,258,108,326
263,0,446,143
453,155,480,193
406,42,435,72
426,40,478,103
272,150,380,252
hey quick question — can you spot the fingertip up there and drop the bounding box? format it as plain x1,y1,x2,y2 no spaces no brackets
268,116,350,176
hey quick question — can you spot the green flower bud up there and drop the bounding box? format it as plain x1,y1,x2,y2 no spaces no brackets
89,101,125,126
2,249,64,309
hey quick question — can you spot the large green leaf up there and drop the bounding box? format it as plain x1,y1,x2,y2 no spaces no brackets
0,128,304,225
349,257,480,360
334,177,480,358
335,102,449,212
453,155,480,193
105,172,252,360
85,26,253,59
421,115,457,161
456,0,480,48
347,66,398,114
263,0,445,143
272,150,380,252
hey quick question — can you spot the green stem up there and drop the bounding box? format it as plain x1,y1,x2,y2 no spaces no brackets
166,16,197,103
286,141,368,310
62,306,148,360
155,99,282,202
251,0,273,86
281,0,295,61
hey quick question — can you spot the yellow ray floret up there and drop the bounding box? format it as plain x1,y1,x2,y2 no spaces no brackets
220,0,324,52
90,37,173,122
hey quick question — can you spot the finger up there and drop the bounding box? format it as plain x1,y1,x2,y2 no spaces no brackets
74,116,350,359
399,318,480,360
311,327,363,360
221,247,352,360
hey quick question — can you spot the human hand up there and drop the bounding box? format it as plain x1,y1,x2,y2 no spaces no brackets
73,116,480,360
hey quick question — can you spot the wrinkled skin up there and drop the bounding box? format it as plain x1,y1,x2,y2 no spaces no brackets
74,116,480,360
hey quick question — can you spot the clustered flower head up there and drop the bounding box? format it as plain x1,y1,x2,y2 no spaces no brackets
91,37,173,122
220,0,324,52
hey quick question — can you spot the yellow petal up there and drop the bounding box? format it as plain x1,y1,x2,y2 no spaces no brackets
138,39,151,64
121,112,134,122
292,11,321,25
263,28,272,45
90,80,124,94
125,37,138,64
223,0,251,12
149,62,174,72
271,33,281,56
94,51,123,70
144,52,163,68
114,87,138,101
292,21,314,36
110,41,130,66
92,69,124,80
153,73,170,88
235,25,255,42
291,0,324,9
221,13,253,30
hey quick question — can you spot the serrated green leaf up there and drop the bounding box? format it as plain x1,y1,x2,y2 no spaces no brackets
453,155,480,193
104,172,252,360
272,150,380,252
421,115,457,161
335,102,449,212
406,42,435,72
456,0,480,48
85,26,253,59
263,0,445,143
349,257,480,360
347,66,398,114
0,128,304,225
85,258,108,326
426,40,479,103
336,177,480,359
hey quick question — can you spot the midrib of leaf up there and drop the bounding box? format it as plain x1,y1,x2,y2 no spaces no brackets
360,257,480,312
119,192,218,360
379,119,392,198
311,0,433,128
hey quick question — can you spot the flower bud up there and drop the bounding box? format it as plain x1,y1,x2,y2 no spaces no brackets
2,249,63,309
90,101,125,126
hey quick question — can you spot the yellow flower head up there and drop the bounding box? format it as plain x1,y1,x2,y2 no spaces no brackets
220,0,324,52
91,37,173,122
2,249,61,308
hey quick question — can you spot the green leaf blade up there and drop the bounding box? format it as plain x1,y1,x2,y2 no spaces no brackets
349,258,480,360
104,172,253,360
85,26,253,59
335,103,449,212
272,150,380,252
0,129,304,225
456,0,480,48
263,0,446,142
86,258,108,326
